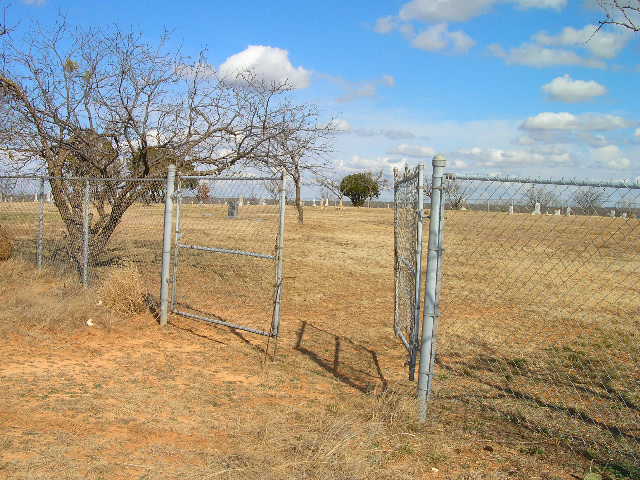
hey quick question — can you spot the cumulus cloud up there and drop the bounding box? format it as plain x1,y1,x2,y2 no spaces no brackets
337,155,403,174
533,24,631,59
489,43,606,68
455,146,573,167
395,0,565,23
333,119,352,132
219,45,311,89
592,145,631,169
388,144,437,158
521,112,633,131
542,74,607,103
22,0,46,4
351,128,416,140
412,23,475,53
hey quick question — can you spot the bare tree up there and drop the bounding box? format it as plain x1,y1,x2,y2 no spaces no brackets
195,182,210,204
315,173,343,203
365,169,391,207
255,106,335,224
573,186,605,214
524,185,558,211
262,178,294,203
596,0,639,32
0,20,313,269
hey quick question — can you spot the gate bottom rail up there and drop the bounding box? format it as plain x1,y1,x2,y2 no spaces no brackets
172,308,275,337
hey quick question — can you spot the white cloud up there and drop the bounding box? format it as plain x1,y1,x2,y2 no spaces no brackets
374,16,397,34
592,145,631,169
635,128,640,137
396,0,565,23
331,75,396,103
454,146,573,167
338,155,402,174
534,24,631,59
517,0,566,8
399,0,496,23
388,144,437,158
542,74,607,103
333,119,352,132
412,23,475,53
22,0,46,4
219,45,311,89
521,112,633,131
351,128,416,140
489,43,606,68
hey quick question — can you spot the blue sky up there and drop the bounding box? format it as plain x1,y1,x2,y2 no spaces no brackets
13,0,640,185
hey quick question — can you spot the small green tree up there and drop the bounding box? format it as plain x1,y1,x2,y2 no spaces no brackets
339,173,380,207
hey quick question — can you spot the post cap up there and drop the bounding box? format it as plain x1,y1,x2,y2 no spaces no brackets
432,155,447,167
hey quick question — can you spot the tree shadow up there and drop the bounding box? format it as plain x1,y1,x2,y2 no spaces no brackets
295,321,387,394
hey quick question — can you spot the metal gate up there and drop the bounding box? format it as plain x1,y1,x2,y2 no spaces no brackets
393,164,425,380
170,172,286,337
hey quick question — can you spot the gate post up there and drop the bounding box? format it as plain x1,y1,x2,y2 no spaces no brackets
409,164,425,381
160,164,176,326
271,170,287,337
417,155,447,421
81,179,91,288
37,177,45,269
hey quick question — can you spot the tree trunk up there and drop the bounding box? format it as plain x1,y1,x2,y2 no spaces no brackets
295,178,304,224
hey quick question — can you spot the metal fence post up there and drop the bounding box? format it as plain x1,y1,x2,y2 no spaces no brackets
417,154,447,421
171,180,182,312
81,180,90,288
160,165,176,326
409,164,425,381
271,170,287,337
37,177,45,269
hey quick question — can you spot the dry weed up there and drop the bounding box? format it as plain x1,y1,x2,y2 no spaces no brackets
0,224,12,261
97,263,147,317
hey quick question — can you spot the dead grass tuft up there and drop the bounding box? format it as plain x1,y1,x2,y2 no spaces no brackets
0,224,12,261
97,263,147,316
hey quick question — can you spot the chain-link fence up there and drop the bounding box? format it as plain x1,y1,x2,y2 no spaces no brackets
393,165,425,380
0,175,167,296
170,173,286,338
432,171,640,475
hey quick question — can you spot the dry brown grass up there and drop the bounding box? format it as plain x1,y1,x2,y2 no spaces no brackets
0,224,12,261
97,263,147,317
0,205,637,480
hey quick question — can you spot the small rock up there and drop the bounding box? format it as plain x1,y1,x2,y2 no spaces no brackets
431,467,439,473
86,319,95,327
483,445,494,453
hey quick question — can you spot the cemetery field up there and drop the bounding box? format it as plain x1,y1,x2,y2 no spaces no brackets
0,205,638,480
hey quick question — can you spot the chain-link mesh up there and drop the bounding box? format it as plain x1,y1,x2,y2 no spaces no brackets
435,174,640,475
172,176,284,336
394,166,423,377
0,175,167,297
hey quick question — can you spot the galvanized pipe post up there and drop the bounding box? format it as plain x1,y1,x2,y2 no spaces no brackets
37,177,45,269
81,179,91,287
160,165,176,326
171,179,182,312
409,164,425,381
417,154,447,421
271,170,287,337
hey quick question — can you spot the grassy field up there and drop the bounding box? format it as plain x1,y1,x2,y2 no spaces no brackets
0,203,638,480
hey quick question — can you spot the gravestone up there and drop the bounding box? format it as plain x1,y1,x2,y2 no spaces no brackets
609,209,616,218
259,198,266,206
532,202,541,215
566,206,572,216
312,198,316,207
554,209,561,216
238,196,244,207
227,200,238,218
508,205,514,215
622,212,628,219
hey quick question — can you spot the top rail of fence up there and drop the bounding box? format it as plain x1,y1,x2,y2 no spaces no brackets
179,174,283,181
0,175,165,182
445,172,640,190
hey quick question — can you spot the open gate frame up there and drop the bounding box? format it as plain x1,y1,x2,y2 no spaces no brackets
158,165,287,338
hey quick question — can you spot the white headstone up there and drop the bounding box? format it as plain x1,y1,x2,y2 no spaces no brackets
259,198,266,206
622,212,628,219
238,196,244,207
312,198,316,207
609,209,616,218
34,193,38,202
508,205,514,215
46,192,52,202
532,202,541,215
325,198,329,207
566,206,572,216
554,209,561,216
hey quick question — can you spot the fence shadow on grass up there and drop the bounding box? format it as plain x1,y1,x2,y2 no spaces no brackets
295,321,387,394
